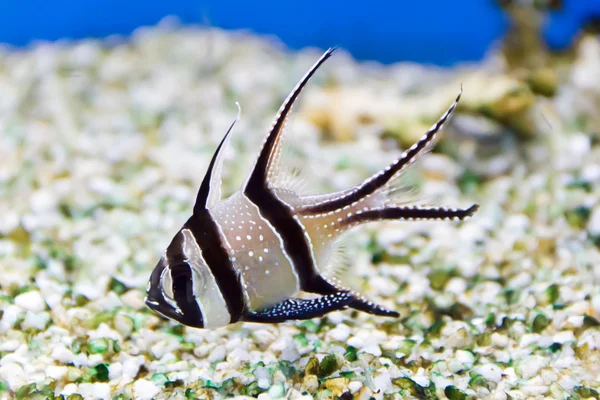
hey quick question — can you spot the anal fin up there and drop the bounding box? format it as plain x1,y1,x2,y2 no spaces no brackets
244,292,353,323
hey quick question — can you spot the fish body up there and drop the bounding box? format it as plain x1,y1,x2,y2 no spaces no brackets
145,48,479,329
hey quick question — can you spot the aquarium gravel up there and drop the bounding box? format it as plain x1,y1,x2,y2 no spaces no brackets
1,22,600,400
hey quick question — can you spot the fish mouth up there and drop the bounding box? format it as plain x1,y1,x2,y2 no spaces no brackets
144,295,158,307
145,295,175,320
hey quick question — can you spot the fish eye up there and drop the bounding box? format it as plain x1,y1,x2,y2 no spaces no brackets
161,262,203,307
170,262,193,300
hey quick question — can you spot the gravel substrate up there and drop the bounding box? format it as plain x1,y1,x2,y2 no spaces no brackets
1,22,599,400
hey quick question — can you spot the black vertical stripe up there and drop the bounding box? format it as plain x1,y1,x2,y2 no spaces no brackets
240,49,336,289
171,262,204,326
244,188,318,289
184,213,246,323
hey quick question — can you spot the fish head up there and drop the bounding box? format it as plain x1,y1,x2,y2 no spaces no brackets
145,228,232,329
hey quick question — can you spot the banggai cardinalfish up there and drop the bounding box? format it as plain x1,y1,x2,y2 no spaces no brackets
145,48,479,329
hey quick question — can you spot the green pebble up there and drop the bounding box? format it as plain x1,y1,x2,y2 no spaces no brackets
549,342,562,352
293,333,309,348
299,320,320,333
545,284,559,304
318,354,341,378
583,315,600,329
109,277,128,295
91,363,110,382
305,356,319,376
457,169,481,195
397,339,416,356
573,385,600,399
15,383,37,400
74,294,89,307
565,206,591,229
532,314,551,333
344,346,357,362
392,377,427,398
428,269,453,291
468,374,489,390
88,338,109,354
444,385,468,400
151,373,169,387
87,311,117,329
185,388,197,400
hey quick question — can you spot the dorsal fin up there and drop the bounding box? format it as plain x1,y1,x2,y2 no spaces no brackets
244,47,336,190
193,103,241,214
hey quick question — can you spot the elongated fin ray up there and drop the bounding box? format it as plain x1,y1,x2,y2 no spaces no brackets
300,88,462,215
244,48,336,190
343,204,479,227
194,103,241,213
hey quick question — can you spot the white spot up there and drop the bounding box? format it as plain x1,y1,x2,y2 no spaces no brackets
245,266,249,271
249,251,254,257
265,270,270,275
259,256,263,262
246,235,252,240
264,248,269,253
259,235,264,241
236,236,241,241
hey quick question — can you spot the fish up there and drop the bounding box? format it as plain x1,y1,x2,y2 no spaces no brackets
144,48,479,329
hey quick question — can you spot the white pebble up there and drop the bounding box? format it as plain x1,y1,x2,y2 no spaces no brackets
348,381,363,393
0,340,20,352
491,333,509,347
362,344,382,357
133,379,160,400
588,207,600,236
371,369,391,393
51,345,75,364
347,336,364,348
14,291,46,312
455,350,475,367
46,366,68,380
61,383,79,396
0,363,25,390
518,356,546,379
553,331,575,344
329,324,350,342
22,311,50,330
78,383,111,399
476,364,503,383
208,345,226,362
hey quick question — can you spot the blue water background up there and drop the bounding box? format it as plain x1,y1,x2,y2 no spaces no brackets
0,0,598,65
